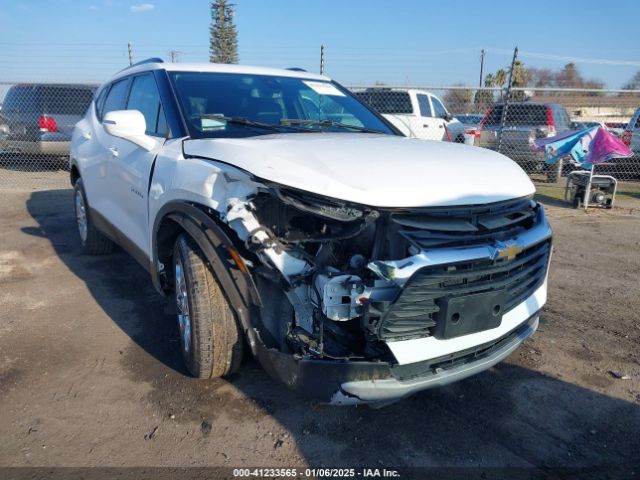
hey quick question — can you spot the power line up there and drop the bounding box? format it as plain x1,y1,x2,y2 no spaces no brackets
486,48,640,67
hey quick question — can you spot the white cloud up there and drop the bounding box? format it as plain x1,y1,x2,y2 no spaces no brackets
130,3,155,13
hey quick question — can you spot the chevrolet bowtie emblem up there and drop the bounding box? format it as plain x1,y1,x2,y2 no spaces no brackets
495,242,524,261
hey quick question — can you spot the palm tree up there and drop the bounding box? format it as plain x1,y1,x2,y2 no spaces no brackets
494,69,507,87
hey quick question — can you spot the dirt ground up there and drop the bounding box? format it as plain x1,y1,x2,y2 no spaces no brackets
0,179,639,477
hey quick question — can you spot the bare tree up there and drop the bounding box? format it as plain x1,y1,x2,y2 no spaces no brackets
210,1,238,64
622,71,640,90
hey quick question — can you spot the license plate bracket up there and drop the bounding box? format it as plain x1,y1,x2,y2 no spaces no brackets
433,290,506,340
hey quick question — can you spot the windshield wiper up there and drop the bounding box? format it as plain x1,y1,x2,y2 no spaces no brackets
197,114,304,132
280,118,386,134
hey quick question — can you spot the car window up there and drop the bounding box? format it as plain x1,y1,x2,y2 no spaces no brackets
2,86,40,113
126,74,167,137
416,94,432,117
634,113,640,129
156,104,168,137
484,105,548,126
431,96,448,119
94,87,109,121
354,91,413,114
102,78,131,119
40,87,94,115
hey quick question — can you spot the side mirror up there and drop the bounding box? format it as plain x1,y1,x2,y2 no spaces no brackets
443,112,454,122
103,110,156,151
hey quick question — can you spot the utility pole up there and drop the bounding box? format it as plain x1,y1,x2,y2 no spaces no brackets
169,50,180,63
127,42,133,66
320,44,325,74
479,49,485,87
496,46,519,154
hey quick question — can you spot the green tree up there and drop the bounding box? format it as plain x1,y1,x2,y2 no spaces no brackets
209,1,238,64
494,69,507,87
509,60,529,101
474,73,496,111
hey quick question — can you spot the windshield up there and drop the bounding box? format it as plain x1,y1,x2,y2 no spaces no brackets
169,72,395,138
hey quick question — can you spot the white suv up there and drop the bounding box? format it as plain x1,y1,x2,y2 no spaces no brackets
70,59,552,405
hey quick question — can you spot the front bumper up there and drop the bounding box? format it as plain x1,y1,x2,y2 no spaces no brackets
254,312,539,405
338,314,538,404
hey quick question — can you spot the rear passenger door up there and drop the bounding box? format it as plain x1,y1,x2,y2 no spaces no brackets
85,77,132,222
108,73,166,260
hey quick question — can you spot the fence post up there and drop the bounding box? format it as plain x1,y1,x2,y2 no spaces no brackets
496,47,518,154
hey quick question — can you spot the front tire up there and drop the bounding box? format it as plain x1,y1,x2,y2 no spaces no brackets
74,178,114,255
173,234,243,378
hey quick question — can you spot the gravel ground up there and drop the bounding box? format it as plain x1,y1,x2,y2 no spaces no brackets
0,182,639,478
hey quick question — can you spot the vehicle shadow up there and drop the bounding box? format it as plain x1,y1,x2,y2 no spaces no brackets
24,188,640,475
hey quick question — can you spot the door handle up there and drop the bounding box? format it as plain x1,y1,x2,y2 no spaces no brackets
423,124,429,128
439,124,444,129
108,147,118,158
81,130,92,140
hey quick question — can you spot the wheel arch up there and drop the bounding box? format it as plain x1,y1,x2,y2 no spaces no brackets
70,163,80,186
151,201,263,348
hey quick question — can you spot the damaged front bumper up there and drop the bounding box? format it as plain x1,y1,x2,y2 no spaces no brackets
253,312,539,405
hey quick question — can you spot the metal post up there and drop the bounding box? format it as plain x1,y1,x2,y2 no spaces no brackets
584,164,594,211
496,46,518,154
320,44,324,75
127,42,133,66
479,49,485,88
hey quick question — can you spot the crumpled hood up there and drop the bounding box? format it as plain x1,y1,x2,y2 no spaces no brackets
183,133,535,207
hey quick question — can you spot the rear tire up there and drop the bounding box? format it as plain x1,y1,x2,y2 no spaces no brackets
74,178,114,255
173,234,243,378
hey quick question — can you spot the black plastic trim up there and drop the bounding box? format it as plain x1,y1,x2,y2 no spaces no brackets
153,69,188,139
89,207,151,272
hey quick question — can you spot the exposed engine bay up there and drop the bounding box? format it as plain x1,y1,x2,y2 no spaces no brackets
212,175,543,364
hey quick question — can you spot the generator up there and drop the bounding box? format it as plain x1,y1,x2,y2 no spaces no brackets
564,170,617,209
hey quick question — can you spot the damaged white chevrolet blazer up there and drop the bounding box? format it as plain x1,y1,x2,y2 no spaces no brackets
70,59,552,404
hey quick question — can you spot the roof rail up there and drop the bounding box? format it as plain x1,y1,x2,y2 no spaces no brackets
119,57,164,72
286,67,307,72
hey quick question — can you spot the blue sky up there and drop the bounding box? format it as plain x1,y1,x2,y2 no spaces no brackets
0,0,639,88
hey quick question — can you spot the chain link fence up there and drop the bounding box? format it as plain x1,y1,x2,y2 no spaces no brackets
0,82,96,189
1,79,639,207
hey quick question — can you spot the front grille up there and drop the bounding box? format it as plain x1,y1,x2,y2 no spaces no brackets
378,239,550,341
391,196,536,250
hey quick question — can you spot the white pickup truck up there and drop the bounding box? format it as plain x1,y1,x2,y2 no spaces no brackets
70,60,551,405
355,88,465,142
